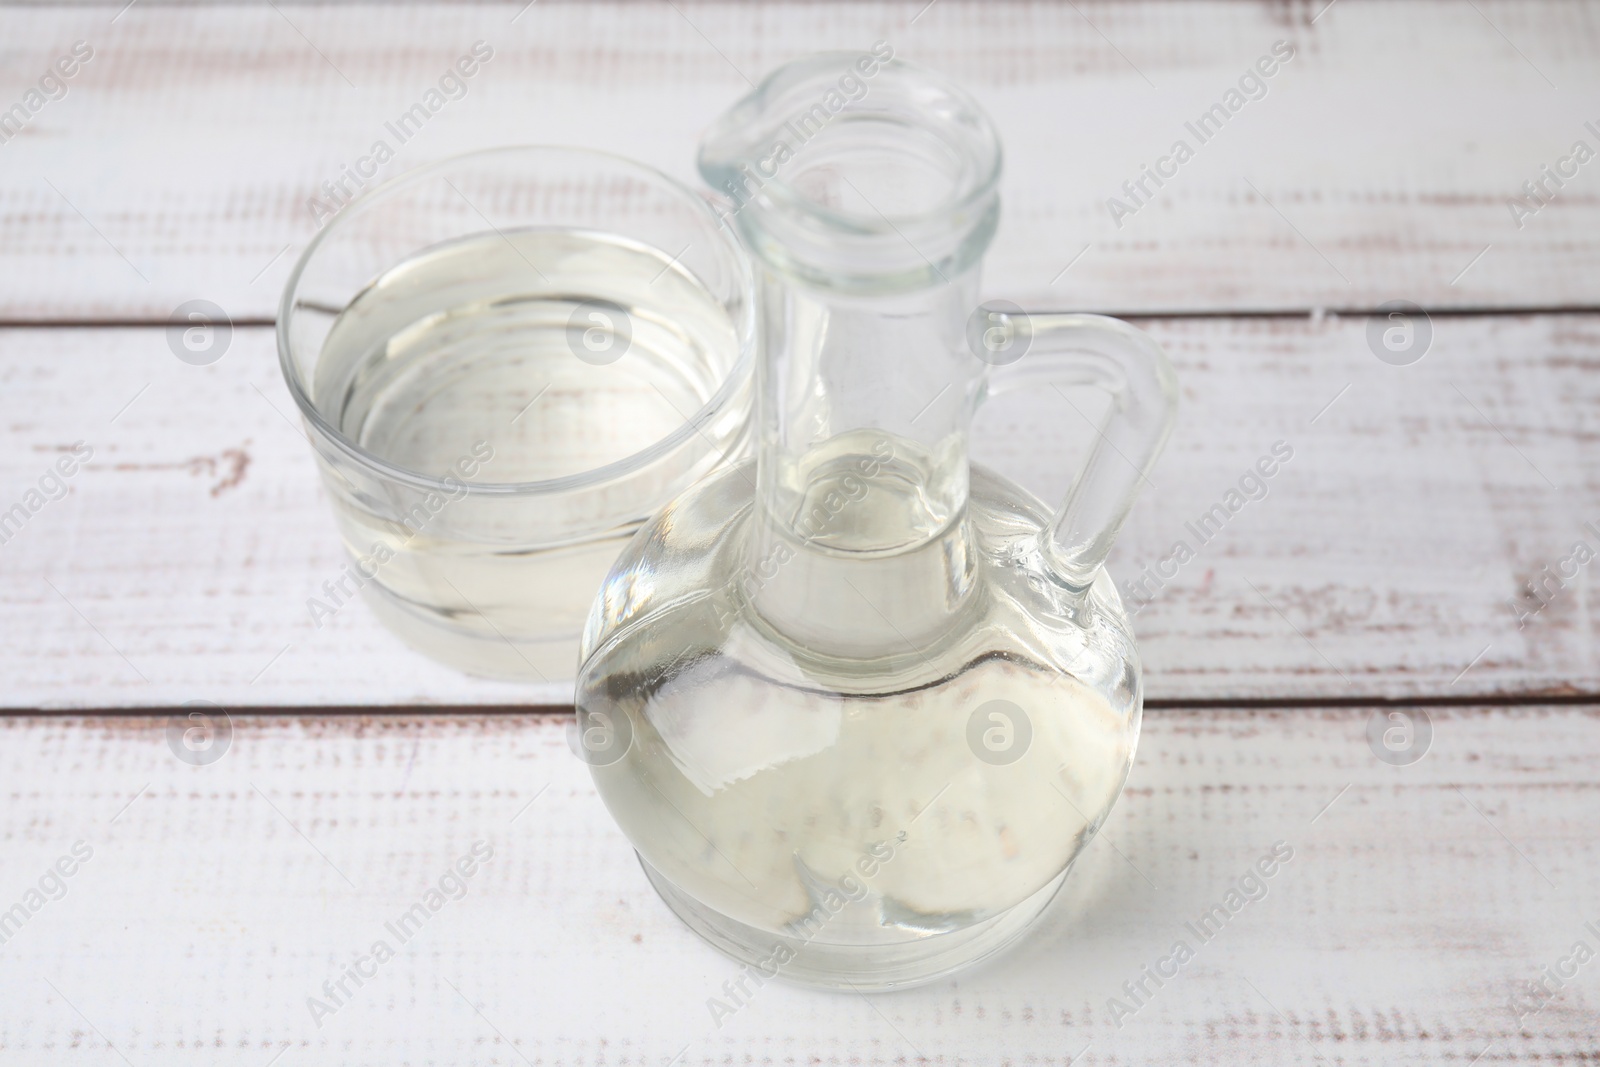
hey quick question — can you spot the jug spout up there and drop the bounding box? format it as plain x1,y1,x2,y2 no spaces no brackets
698,49,1002,294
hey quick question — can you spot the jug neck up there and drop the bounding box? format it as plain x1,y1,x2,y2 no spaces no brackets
737,266,987,660
698,53,1004,659
752,266,987,547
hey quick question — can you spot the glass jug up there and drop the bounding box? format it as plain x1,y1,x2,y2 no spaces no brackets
574,52,1178,990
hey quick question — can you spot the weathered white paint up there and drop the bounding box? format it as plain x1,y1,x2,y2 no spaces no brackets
2,5,1596,1061
4,312,1596,708
0,707,1592,1064
0,1,1597,320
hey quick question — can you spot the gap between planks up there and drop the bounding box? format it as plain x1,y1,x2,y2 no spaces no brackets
8,303,1600,330
10,693,1600,719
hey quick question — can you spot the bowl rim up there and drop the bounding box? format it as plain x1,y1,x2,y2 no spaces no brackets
275,144,756,497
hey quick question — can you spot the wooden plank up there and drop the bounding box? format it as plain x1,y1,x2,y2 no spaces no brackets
2,311,1596,709
0,707,1594,1063
2,1,1600,321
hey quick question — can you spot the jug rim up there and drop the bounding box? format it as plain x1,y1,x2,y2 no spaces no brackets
697,51,1004,233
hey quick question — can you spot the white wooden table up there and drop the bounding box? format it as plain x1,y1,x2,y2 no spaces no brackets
2,2,1598,1062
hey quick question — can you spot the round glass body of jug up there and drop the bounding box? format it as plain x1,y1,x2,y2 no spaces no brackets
574,52,1176,990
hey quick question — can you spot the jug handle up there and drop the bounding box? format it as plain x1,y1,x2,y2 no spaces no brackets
982,312,1179,592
